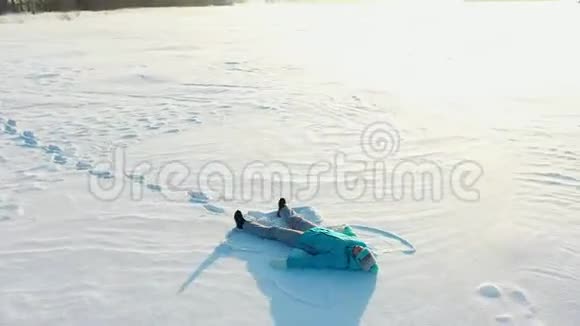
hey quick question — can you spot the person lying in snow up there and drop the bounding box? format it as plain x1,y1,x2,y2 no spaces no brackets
233,198,379,273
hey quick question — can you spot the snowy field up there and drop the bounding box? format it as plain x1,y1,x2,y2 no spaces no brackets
1,1,579,325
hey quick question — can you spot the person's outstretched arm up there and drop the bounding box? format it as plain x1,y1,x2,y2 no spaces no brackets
270,249,338,270
286,250,339,269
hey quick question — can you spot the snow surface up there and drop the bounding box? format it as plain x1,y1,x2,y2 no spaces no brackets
1,1,580,325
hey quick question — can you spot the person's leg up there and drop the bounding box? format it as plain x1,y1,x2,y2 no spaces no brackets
278,205,317,232
235,209,303,247
287,215,318,232
242,221,303,247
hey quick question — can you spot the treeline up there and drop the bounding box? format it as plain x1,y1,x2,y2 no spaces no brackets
0,0,235,14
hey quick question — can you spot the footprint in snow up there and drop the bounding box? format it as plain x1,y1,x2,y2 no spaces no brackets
146,184,162,192
0,202,24,220
45,144,63,154
121,133,138,140
53,154,67,165
4,124,17,135
478,283,502,298
188,191,210,204
187,191,224,214
22,137,38,147
477,282,543,325
203,204,225,214
89,170,114,179
125,173,145,183
11,130,40,147
20,130,37,142
76,161,93,170
2,119,17,134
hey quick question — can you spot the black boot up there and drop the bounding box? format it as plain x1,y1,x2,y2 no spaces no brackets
234,210,246,229
277,198,286,217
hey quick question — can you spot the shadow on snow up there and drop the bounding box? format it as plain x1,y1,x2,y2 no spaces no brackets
179,230,377,326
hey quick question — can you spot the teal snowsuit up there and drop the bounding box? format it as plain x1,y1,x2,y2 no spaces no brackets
287,226,371,271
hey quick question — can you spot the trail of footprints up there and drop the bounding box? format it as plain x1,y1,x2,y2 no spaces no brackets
1,117,225,215
478,283,543,326
3,117,91,169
